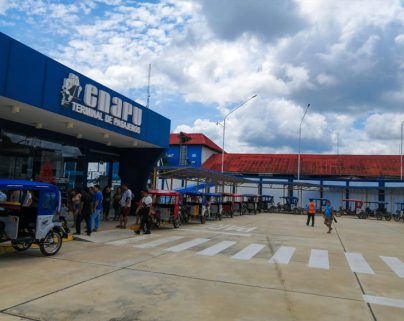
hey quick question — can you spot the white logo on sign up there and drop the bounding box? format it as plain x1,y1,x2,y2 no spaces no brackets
60,73,142,134
61,73,82,107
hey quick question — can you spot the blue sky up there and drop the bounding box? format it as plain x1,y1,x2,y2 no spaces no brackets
1,0,404,154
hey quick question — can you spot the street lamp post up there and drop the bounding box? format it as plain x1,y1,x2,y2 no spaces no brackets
401,121,404,180
219,94,257,174
297,104,310,181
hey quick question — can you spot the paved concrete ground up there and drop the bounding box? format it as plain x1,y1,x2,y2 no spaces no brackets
1,213,403,321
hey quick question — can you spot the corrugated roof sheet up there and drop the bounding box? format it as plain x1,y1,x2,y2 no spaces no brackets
202,154,401,178
170,133,222,153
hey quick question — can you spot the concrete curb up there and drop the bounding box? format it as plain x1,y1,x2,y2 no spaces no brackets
0,244,14,255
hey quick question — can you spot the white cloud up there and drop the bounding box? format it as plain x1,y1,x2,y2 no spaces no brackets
0,0,14,15
3,0,404,155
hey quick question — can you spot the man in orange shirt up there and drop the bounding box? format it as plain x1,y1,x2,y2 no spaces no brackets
306,199,316,227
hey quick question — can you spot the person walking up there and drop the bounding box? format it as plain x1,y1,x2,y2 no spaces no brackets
118,183,132,229
91,185,103,232
102,185,112,221
136,190,152,235
323,200,334,233
306,198,316,227
112,187,122,221
74,188,92,236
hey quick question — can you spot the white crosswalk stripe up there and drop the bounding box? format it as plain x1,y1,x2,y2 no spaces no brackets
164,238,210,252
308,249,330,269
197,241,236,256
231,244,265,260
105,235,155,246
363,295,404,309
135,236,184,249
380,256,404,278
345,252,375,274
107,234,404,280
269,246,296,264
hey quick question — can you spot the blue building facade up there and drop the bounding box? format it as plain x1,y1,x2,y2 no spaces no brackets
0,32,170,197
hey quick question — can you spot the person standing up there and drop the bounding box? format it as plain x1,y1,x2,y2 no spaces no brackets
323,200,334,233
118,184,132,229
91,185,103,232
72,188,81,227
102,185,112,221
74,188,92,236
136,190,152,235
306,198,316,227
112,187,122,221
0,190,6,201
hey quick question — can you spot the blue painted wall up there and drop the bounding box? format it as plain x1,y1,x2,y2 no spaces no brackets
0,32,170,148
165,145,203,166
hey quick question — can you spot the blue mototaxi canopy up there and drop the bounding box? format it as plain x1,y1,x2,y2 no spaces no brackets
180,191,204,196
0,179,59,194
364,201,389,204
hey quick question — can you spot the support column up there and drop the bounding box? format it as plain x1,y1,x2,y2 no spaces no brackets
107,161,113,187
320,180,323,198
345,181,350,209
258,177,263,195
288,178,294,198
378,181,385,211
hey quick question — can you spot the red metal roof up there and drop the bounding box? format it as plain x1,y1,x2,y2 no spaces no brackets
170,133,222,153
202,154,401,178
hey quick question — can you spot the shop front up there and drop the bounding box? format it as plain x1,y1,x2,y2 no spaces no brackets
0,32,170,198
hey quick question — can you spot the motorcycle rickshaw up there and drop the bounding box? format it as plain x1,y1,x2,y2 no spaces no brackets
242,194,259,215
393,202,404,222
232,194,244,216
180,191,206,224
258,195,275,212
277,196,301,214
0,179,67,256
148,190,181,228
362,201,391,220
222,193,235,218
336,199,364,217
202,192,223,221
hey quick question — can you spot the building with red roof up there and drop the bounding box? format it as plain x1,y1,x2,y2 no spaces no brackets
163,132,404,209
203,154,401,179
165,132,222,167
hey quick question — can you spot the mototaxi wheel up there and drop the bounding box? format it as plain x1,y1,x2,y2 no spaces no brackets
173,216,180,228
11,239,33,252
385,214,392,221
39,230,62,256
200,215,206,224
376,213,383,220
393,214,401,222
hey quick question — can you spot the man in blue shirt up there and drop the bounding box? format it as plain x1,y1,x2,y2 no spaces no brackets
323,200,333,233
91,185,103,232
